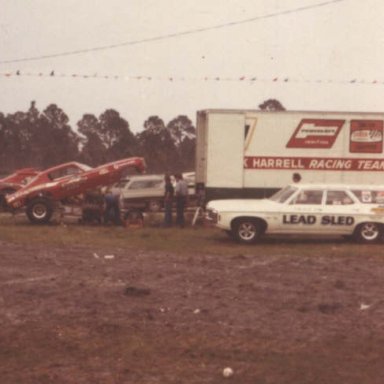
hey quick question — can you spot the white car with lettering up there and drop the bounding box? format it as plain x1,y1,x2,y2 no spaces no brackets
206,184,384,244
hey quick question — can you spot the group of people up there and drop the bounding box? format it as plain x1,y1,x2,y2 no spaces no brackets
81,173,190,228
81,187,121,225
164,173,189,228
82,171,303,228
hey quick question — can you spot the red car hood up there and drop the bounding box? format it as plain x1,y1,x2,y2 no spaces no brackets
6,157,146,208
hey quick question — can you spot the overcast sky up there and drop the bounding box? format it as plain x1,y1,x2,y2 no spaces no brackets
0,0,383,132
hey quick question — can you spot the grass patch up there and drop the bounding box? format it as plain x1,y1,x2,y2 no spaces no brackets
0,213,382,259
0,212,237,255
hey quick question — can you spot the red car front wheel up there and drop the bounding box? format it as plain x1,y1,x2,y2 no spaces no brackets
26,198,53,224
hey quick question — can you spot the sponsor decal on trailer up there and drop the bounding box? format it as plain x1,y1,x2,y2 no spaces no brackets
350,120,383,153
286,119,345,148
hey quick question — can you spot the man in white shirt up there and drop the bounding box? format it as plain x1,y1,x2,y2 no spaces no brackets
174,173,188,227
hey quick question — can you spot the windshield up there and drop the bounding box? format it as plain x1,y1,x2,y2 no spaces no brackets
269,186,298,203
76,163,93,172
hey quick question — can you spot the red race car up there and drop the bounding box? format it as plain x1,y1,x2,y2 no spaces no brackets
0,168,39,209
6,157,146,224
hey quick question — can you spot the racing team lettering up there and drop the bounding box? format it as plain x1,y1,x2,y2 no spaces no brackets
283,215,355,226
244,156,384,171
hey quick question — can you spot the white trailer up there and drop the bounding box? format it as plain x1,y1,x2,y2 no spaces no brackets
195,109,384,202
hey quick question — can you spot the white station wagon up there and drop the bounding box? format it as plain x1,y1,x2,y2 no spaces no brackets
206,184,384,244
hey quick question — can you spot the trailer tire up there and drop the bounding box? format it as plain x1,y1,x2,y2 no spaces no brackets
26,198,53,224
353,222,382,243
233,218,263,244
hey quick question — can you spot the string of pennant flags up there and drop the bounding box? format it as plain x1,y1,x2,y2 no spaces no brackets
0,70,383,85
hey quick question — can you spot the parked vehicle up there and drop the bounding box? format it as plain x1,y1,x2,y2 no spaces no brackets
6,157,146,224
206,183,384,244
112,172,196,215
0,167,39,186
114,174,165,212
0,168,39,209
196,109,384,203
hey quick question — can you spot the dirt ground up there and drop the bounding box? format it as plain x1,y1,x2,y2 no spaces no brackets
1,234,384,383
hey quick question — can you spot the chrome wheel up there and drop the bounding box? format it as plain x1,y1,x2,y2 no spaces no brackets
234,219,261,244
26,198,53,224
355,222,381,243
32,203,49,219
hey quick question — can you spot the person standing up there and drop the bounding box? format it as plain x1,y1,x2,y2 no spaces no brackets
103,187,121,225
163,174,174,227
174,173,188,228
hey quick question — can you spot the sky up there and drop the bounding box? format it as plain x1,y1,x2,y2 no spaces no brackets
0,0,383,133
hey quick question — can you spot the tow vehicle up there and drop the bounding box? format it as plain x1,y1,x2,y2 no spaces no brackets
111,172,196,214
206,183,384,244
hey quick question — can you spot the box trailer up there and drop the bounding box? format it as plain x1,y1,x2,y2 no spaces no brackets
195,109,384,202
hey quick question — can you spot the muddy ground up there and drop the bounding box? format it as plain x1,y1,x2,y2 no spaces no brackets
1,234,384,384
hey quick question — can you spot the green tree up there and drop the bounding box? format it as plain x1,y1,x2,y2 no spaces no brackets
78,110,138,165
99,109,138,161
0,112,10,172
137,116,179,173
38,104,80,167
77,114,106,166
167,115,195,146
167,115,196,171
259,99,286,111
1,105,37,170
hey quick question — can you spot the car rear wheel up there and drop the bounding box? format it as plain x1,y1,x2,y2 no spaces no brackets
26,198,53,224
233,218,262,244
354,222,382,243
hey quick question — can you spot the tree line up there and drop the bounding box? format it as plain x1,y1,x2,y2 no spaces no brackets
0,101,196,175
0,98,284,175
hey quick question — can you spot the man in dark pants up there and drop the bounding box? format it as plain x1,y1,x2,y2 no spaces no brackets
174,173,188,228
163,174,174,227
104,188,121,225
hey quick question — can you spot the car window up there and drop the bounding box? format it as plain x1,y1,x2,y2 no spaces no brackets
22,176,34,185
129,179,163,190
183,175,195,186
115,179,130,188
352,189,384,204
291,190,323,205
326,190,354,205
269,186,298,203
48,166,82,180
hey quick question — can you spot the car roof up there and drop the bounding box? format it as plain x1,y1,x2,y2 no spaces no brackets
124,174,164,181
290,183,384,190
